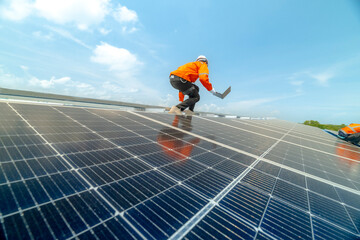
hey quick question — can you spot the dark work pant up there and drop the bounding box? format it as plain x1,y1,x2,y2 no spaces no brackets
170,75,200,111
346,132,360,144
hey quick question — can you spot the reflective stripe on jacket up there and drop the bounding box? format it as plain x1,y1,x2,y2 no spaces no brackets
170,61,213,91
340,123,360,135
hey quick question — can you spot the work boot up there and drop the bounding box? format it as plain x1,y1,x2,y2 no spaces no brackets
184,109,194,116
169,106,182,115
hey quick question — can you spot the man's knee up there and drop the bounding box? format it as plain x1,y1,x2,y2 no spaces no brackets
189,89,200,102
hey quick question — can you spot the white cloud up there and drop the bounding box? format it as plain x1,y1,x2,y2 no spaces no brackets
29,76,71,88
102,81,138,93
113,4,138,23
90,42,142,74
1,0,111,30
34,0,110,30
310,72,333,87
99,28,111,35
0,0,33,21
32,31,54,40
46,26,92,49
290,80,304,86
121,26,138,34
20,65,29,71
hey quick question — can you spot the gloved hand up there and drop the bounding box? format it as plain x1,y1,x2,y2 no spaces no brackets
210,88,216,95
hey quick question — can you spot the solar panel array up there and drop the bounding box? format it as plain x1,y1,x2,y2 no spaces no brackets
0,101,359,240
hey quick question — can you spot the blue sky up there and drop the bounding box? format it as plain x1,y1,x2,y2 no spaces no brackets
1,0,360,124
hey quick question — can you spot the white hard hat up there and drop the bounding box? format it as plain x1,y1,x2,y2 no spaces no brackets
196,55,208,65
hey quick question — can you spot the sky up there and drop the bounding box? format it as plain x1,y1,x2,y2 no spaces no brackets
0,0,360,124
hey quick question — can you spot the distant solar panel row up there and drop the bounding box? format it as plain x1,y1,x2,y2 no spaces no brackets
0,102,359,239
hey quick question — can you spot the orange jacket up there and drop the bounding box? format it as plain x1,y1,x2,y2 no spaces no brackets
170,61,212,101
340,123,360,135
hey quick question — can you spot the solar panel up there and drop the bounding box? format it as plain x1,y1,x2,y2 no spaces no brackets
0,101,359,239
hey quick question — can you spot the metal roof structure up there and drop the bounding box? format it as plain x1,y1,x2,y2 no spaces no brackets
0,97,359,240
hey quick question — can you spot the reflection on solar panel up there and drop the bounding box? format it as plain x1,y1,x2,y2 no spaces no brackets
1,101,360,239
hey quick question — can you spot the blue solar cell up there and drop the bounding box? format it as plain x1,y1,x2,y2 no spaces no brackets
90,165,114,183
139,152,183,167
61,171,89,191
100,171,176,212
213,160,247,178
184,169,233,199
0,224,5,240
17,145,34,159
192,152,226,167
220,183,269,226
124,142,163,156
241,169,276,193
312,217,359,240
77,230,98,240
51,174,76,195
273,179,308,210
212,147,238,158
11,181,35,210
112,136,151,146
68,194,101,226
40,203,73,240
307,178,341,201
0,165,6,184
39,176,64,200
56,198,88,234
82,191,114,219
184,207,256,240
6,146,23,160
254,161,281,176
126,185,208,240
106,217,142,239
37,156,58,173
0,147,11,162
160,159,207,181
100,184,132,211
278,168,306,188
25,178,50,204
27,159,47,176
14,161,35,179
3,213,31,239
93,224,118,240
345,206,360,233
336,188,360,209
2,162,21,181
24,208,54,239
261,199,312,239
309,192,357,233
255,231,274,240
0,184,17,216
65,153,91,167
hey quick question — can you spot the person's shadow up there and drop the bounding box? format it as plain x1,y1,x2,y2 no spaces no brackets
157,115,201,160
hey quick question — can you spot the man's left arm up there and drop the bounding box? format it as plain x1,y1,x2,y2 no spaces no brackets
198,63,213,91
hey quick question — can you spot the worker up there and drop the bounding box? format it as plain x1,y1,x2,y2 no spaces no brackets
338,123,360,145
168,55,217,115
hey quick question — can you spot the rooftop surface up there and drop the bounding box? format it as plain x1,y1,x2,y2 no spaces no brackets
0,99,359,240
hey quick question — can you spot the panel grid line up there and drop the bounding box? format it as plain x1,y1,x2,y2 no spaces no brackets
6,103,128,239
232,119,342,145
131,112,360,196
2,101,359,239
198,116,360,164
129,111,297,239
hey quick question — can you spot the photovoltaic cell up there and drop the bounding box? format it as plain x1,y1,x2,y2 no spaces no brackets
184,206,256,240
219,183,269,226
1,101,360,239
261,199,313,239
